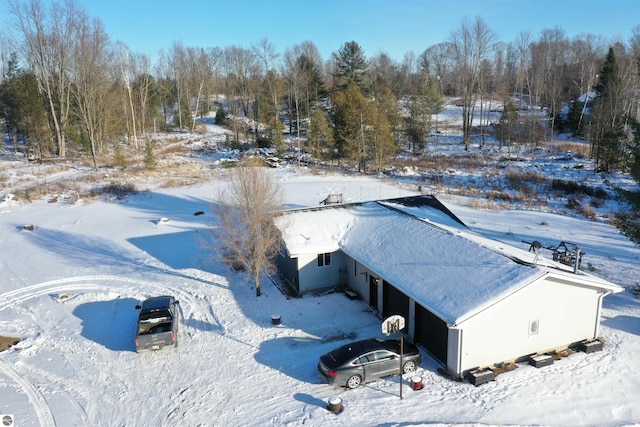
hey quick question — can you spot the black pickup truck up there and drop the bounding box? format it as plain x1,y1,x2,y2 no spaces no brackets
134,296,179,351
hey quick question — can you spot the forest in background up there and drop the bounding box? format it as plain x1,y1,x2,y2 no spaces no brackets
0,0,639,180
1,0,640,244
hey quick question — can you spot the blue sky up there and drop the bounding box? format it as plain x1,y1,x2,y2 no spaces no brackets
63,0,640,61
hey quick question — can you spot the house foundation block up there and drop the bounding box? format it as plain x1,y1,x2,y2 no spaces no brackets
469,369,495,386
529,354,554,368
578,339,604,353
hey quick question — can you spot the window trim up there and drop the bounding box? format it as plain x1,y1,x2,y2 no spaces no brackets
317,252,331,267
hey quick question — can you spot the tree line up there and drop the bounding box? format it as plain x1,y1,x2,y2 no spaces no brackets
1,0,639,177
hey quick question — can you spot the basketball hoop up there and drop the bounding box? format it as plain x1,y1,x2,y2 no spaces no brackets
382,315,405,335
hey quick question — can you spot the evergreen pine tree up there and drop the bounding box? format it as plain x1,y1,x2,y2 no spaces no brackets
424,79,445,127
565,99,585,137
308,108,335,163
333,41,368,93
114,144,127,169
405,97,429,154
297,54,326,115
590,47,625,172
405,77,444,154
0,54,48,155
144,140,157,170
215,105,227,125
331,82,368,164
331,82,393,172
495,100,519,152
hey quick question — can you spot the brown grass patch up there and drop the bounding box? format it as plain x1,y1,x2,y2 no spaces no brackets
545,141,591,157
505,170,548,188
491,362,518,375
581,204,597,220
157,142,190,156
0,336,21,352
552,347,576,360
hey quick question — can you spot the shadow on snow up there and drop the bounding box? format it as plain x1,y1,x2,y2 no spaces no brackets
72,297,139,352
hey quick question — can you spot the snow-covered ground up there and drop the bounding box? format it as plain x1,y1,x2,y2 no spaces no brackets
1,168,639,427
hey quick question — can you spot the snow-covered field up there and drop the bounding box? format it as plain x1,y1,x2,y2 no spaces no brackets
1,168,639,427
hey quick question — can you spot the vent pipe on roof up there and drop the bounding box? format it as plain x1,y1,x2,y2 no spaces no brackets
574,248,581,274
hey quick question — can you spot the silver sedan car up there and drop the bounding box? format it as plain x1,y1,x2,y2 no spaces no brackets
318,338,421,389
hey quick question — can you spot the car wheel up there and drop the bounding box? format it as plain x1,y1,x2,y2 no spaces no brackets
346,375,362,389
402,360,417,373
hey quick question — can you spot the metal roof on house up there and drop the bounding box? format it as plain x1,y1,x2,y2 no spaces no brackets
274,196,623,325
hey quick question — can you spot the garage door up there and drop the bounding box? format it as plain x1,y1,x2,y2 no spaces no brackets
414,302,448,364
382,281,409,324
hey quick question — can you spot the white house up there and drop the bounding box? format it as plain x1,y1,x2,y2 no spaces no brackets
274,195,623,380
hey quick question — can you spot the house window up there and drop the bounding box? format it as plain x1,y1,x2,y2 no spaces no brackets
354,260,357,277
317,253,331,267
529,319,540,336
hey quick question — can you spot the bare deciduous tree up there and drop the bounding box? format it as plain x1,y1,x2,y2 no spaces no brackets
531,27,569,137
215,160,283,297
253,38,280,125
207,46,225,104
224,45,258,118
222,45,259,142
116,42,139,149
10,0,78,158
131,52,156,137
71,15,112,170
568,33,605,135
448,16,498,150
283,46,303,148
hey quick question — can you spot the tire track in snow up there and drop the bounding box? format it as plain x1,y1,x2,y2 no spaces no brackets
0,277,110,311
0,359,56,427
24,298,131,427
0,275,220,330
12,360,90,426
0,275,223,426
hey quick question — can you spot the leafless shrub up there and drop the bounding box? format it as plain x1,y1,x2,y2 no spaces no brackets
582,204,596,219
567,197,581,211
194,123,208,134
464,185,483,196
505,170,548,189
13,189,31,203
15,184,47,202
547,141,590,157
467,198,490,210
551,179,608,199
486,190,525,203
428,154,452,171
102,182,138,199
528,196,548,210
157,142,189,156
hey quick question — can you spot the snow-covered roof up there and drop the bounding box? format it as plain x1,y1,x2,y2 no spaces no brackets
276,204,356,256
275,196,623,325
